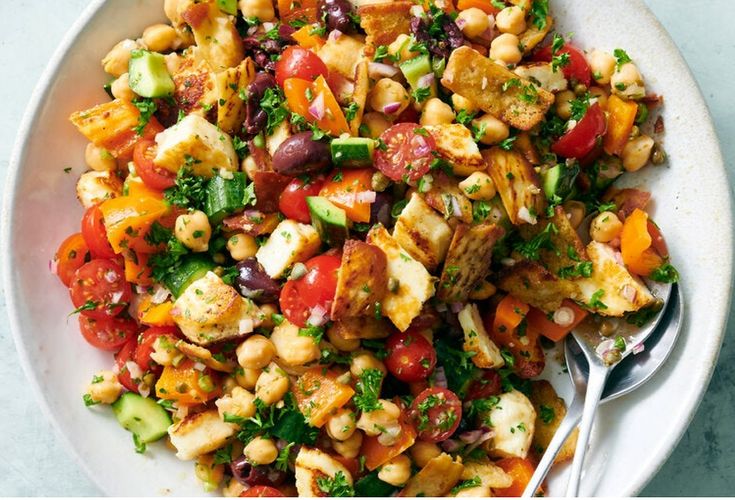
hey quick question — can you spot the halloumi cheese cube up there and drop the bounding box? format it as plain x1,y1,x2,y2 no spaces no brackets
255,220,322,278
393,193,453,272
76,170,122,208
458,303,504,369
185,0,244,71
514,62,568,93
455,460,513,497
366,225,436,331
171,271,261,346
573,241,655,316
401,453,464,497
426,124,486,176
295,447,354,497
485,390,536,459
154,114,238,177
168,409,237,460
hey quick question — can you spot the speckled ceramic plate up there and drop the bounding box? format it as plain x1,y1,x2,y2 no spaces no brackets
3,0,731,495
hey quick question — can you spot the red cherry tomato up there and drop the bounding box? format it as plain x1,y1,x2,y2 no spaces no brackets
411,387,462,442
385,329,437,383
551,103,607,159
133,139,176,190
78,315,138,351
374,123,437,183
278,176,325,224
240,486,285,497
69,259,132,319
53,233,90,286
647,220,669,258
279,254,341,327
115,340,139,392
466,370,502,400
135,326,180,372
275,46,329,87
534,42,591,86
82,205,117,259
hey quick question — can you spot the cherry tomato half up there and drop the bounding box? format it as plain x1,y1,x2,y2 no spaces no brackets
115,340,139,393
133,139,176,191
82,205,117,259
69,259,132,319
240,486,285,497
78,315,138,351
279,254,341,327
411,387,462,442
466,370,502,400
53,233,90,287
278,176,325,224
135,326,181,372
275,46,329,87
534,42,591,86
374,123,437,183
551,103,607,160
385,329,437,383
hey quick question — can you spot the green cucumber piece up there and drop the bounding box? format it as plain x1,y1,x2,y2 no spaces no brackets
128,49,175,98
330,137,374,167
306,196,348,248
204,172,247,225
432,56,446,78
111,393,172,444
216,0,238,14
542,163,579,201
400,54,432,90
355,472,398,497
163,254,216,297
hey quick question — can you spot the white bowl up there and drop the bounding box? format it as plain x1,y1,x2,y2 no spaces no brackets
3,0,731,495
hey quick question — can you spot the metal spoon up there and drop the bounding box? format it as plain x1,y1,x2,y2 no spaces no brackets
522,283,682,497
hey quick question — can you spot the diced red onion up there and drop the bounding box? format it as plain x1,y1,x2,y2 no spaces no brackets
239,318,255,335
412,135,431,156
328,29,343,42
308,92,326,121
433,366,448,388
440,439,461,453
151,285,171,304
104,270,118,283
262,22,276,32
450,195,463,217
355,190,377,204
633,343,645,355
307,304,328,327
553,306,575,327
193,361,206,372
368,62,399,78
49,259,58,275
455,17,467,30
517,206,537,225
459,429,484,444
450,302,464,314
596,339,615,357
125,361,143,380
383,102,402,114
247,25,259,36
622,284,637,303
111,291,124,304
138,383,151,398
417,73,435,89
465,429,494,453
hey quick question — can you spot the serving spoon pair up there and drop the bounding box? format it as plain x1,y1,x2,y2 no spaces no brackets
522,282,682,497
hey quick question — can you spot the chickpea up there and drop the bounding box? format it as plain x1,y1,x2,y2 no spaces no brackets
226,233,258,261
457,8,490,38
215,386,257,420
236,367,262,390
356,400,401,436
588,86,609,110
84,143,116,172
420,98,455,126
369,78,410,117
111,73,136,101
469,279,497,300
236,335,276,370
222,376,239,395
409,441,441,467
451,94,478,114
350,352,386,378
102,39,139,77
241,155,259,181
555,89,575,120
586,49,616,85
244,436,279,465
142,24,178,53
238,0,275,22
622,134,655,172
489,33,522,66
333,431,363,458
590,211,623,243
195,454,225,492
150,335,180,366
388,34,419,63
563,200,586,229
255,362,290,405
257,304,279,330
326,408,357,441
361,112,392,139
458,171,496,201
326,325,360,352
85,370,122,405
471,114,510,145
222,477,246,497
175,210,211,252
611,62,645,99
495,6,526,35
378,454,412,487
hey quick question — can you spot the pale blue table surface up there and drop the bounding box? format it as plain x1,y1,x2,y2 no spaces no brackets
1,0,733,496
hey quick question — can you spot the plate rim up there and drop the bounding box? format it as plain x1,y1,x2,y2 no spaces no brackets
2,0,731,496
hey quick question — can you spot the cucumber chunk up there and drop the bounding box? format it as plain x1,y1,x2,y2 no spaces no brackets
542,162,579,201
204,172,247,225
306,196,348,248
330,137,374,167
111,392,172,444
400,54,432,90
128,49,175,98
163,254,216,298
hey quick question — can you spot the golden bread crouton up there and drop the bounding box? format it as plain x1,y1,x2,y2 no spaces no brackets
331,240,388,319
401,453,464,497
483,147,546,226
496,260,577,312
358,1,413,50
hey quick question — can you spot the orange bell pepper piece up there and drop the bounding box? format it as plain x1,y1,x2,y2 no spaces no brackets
456,0,500,14
526,300,588,342
493,295,530,335
155,359,220,406
277,0,317,17
291,24,325,49
494,457,540,497
318,168,374,223
292,368,355,427
283,76,350,136
138,295,176,327
99,195,169,254
603,94,638,156
123,251,154,286
621,208,664,276
361,407,417,471
126,179,165,200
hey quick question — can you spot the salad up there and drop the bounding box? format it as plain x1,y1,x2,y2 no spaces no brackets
54,0,678,496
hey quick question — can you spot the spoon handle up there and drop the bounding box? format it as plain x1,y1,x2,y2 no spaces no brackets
565,363,610,497
521,392,584,497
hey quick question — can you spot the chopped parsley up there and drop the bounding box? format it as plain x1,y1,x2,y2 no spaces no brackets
650,263,679,283
353,368,384,412
529,0,549,30
412,86,432,103
613,48,632,70
588,289,608,310
260,87,289,135
298,325,325,344
316,471,355,497
513,222,558,261
539,405,555,424
132,97,157,135
164,165,207,209
451,477,481,495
